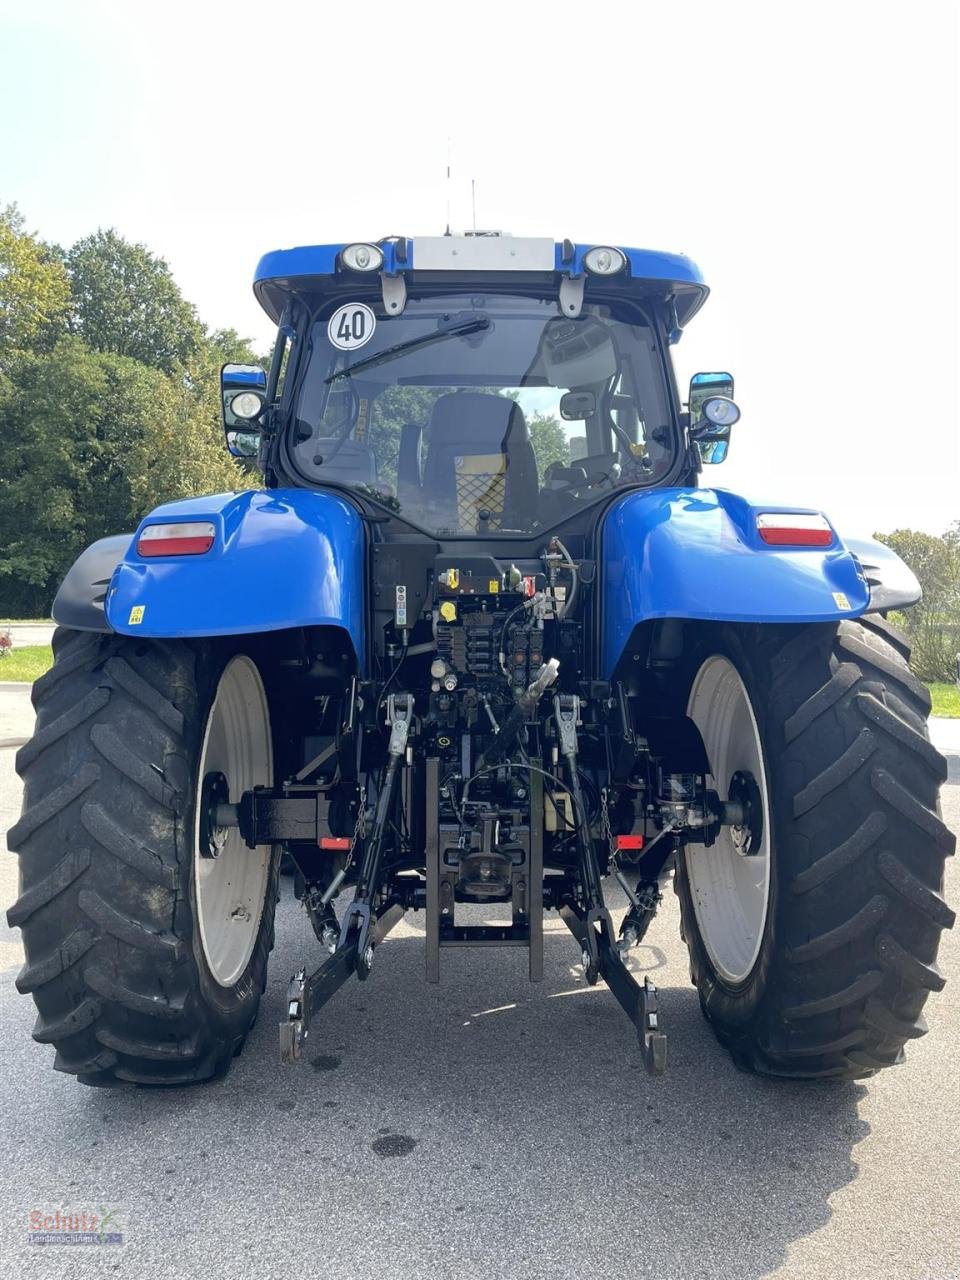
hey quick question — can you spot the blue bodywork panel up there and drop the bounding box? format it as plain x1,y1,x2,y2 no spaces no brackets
253,239,707,329
224,366,267,386
600,488,871,677
105,489,367,668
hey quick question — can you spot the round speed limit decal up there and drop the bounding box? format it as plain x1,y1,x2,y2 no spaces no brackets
328,302,376,351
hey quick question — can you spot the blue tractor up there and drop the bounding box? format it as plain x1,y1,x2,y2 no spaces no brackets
8,235,954,1084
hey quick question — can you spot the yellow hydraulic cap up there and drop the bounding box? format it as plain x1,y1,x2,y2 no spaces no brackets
439,601,457,622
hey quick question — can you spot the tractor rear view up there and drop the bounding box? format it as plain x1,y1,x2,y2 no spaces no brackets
7,233,954,1086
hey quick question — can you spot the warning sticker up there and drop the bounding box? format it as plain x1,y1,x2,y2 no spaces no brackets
328,303,376,351
128,605,145,625
832,592,851,610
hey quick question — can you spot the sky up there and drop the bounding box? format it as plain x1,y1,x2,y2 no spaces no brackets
1,0,957,539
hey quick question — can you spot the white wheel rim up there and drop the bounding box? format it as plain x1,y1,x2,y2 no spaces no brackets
685,655,772,985
193,655,273,987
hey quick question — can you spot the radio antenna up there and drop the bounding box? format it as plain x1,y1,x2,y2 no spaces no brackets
445,139,452,236
471,178,477,233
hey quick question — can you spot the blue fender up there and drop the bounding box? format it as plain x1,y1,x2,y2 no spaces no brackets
600,488,872,677
104,489,366,669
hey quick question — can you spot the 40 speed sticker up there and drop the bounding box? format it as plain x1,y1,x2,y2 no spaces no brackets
328,302,376,351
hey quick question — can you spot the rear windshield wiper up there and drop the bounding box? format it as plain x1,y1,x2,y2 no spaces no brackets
325,314,491,383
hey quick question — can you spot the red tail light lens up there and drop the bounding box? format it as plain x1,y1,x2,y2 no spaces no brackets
756,513,833,547
319,837,351,851
137,522,216,557
615,835,645,851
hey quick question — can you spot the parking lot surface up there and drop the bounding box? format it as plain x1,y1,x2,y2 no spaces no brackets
0,717,957,1280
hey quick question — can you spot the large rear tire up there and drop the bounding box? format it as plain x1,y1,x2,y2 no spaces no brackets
676,616,955,1079
6,628,278,1086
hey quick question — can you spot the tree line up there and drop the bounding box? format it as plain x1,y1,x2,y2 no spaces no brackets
876,526,960,682
0,204,258,616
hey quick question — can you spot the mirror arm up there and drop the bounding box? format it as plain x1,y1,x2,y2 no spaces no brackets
689,421,720,441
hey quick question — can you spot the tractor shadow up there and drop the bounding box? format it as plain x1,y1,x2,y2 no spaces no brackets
35,886,870,1280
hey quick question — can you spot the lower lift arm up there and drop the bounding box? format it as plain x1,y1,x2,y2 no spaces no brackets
553,693,667,1075
280,694,412,1063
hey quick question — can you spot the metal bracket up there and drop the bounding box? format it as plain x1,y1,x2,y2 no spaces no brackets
559,901,667,1076
385,692,412,756
381,272,407,316
559,274,585,318
280,968,307,1063
553,694,580,759
637,977,667,1075
280,899,405,1063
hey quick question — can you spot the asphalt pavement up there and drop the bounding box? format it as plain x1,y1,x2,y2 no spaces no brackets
0,685,33,747
0,715,957,1280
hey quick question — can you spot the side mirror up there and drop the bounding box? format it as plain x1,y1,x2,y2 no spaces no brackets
221,364,267,459
688,372,739,465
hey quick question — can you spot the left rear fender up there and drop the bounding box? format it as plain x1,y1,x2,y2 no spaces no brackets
104,488,366,669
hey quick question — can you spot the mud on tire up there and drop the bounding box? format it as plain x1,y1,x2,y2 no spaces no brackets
676,615,955,1080
6,628,279,1086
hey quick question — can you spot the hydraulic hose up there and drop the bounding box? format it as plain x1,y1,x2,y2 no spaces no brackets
477,659,560,770
551,537,579,618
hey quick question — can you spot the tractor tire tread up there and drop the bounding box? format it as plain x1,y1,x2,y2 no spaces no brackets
6,626,276,1087
677,615,953,1080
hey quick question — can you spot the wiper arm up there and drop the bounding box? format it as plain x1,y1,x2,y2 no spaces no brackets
325,314,491,383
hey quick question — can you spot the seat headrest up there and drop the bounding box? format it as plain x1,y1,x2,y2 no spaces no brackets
427,393,529,449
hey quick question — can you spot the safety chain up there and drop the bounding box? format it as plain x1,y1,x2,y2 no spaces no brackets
347,782,368,865
600,786,616,860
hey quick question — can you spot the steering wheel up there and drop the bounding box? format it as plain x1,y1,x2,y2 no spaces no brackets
544,456,620,496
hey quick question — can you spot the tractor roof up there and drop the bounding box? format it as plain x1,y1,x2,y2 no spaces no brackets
253,236,707,334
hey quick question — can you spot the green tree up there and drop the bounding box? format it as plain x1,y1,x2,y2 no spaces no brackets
206,327,265,370
0,204,70,366
0,337,244,615
368,386,446,484
526,412,569,476
67,228,204,372
874,526,960,681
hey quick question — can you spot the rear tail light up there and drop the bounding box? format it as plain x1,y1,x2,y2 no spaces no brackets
137,522,216,557
615,835,645,851
319,837,351,851
756,513,833,547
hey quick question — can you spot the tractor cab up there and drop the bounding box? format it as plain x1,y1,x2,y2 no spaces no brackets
222,236,732,537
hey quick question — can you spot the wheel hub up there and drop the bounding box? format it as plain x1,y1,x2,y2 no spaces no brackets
727,769,763,857
199,771,231,859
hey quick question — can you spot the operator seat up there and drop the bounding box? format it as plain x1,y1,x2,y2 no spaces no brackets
421,392,538,530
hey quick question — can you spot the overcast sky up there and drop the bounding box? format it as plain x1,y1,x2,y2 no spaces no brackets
2,0,957,539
